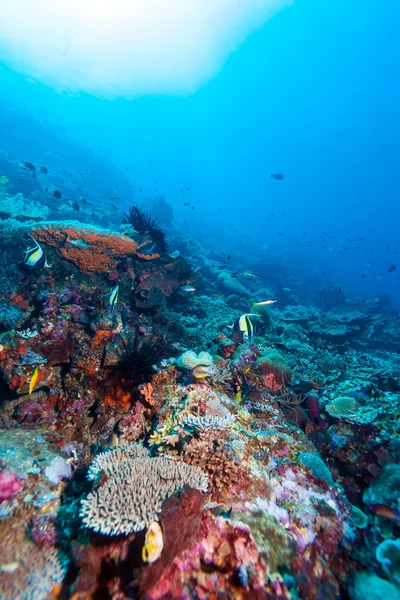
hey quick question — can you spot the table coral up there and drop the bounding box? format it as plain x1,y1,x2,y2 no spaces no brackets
326,395,379,424
80,444,208,535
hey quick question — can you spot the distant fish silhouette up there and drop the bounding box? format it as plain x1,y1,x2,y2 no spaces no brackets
270,173,284,180
22,161,36,173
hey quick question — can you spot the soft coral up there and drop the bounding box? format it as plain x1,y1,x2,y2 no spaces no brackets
0,469,24,502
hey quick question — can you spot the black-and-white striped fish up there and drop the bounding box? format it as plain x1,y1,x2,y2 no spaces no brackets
24,235,44,267
233,313,258,342
102,285,119,313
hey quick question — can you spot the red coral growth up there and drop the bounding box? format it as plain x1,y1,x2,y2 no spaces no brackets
143,511,269,600
262,372,282,392
91,330,115,348
34,224,158,274
139,487,205,597
103,376,132,408
40,337,72,365
10,293,30,310
71,533,137,600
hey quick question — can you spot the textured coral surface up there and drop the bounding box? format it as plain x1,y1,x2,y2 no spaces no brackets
0,221,399,600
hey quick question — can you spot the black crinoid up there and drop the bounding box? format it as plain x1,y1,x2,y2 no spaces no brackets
122,205,167,252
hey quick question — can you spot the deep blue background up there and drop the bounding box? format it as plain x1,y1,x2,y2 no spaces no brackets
1,0,399,304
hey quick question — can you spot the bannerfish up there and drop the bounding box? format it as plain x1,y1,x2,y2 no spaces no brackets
142,521,164,563
53,189,62,199
270,173,284,180
24,235,44,267
243,271,262,280
233,313,259,342
102,285,119,313
29,367,39,395
253,300,277,307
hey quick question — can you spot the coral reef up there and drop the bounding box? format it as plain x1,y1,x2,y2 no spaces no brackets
0,214,399,599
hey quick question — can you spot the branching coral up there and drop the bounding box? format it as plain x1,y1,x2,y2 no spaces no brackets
182,430,249,501
81,443,208,535
183,414,236,432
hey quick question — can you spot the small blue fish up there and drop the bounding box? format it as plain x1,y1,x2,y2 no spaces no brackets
24,235,44,267
102,285,119,313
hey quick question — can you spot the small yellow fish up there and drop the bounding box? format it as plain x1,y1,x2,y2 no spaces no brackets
29,367,39,395
142,521,164,563
253,300,277,307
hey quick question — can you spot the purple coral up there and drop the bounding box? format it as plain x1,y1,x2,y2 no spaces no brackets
307,394,328,430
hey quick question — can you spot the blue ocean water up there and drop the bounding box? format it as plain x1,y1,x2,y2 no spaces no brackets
0,0,399,307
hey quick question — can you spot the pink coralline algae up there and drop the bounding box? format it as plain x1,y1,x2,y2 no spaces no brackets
0,469,24,502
